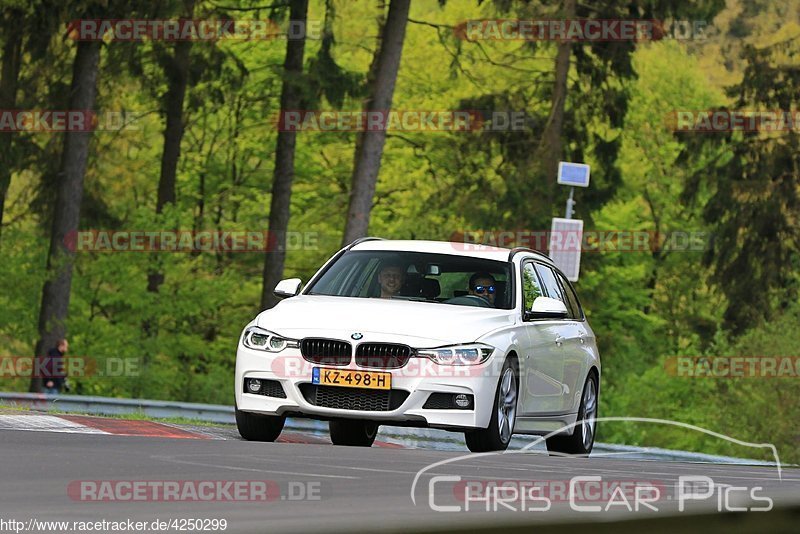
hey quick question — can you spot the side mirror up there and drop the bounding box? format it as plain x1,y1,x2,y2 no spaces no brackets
527,296,569,320
274,278,302,299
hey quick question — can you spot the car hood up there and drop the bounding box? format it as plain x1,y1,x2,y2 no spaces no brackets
255,295,516,346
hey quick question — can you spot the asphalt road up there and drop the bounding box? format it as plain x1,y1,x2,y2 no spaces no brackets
1,427,799,533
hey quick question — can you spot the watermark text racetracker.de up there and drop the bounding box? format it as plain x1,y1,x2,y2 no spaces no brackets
0,356,139,378
0,110,142,132
454,19,708,42
667,110,800,132
67,18,322,41
666,356,800,378
450,229,711,253
65,230,320,253
425,475,773,513
275,110,533,132
67,480,322,502
269,354,515,380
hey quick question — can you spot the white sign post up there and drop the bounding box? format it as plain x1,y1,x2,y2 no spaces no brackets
550,162,590,281
549,218,583,282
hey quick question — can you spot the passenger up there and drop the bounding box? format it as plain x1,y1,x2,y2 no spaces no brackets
377,263,405,299
469,272,496,306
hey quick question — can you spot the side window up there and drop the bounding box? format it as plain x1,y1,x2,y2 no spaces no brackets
534,264,565,303
557,272,584,320
521,262,543,311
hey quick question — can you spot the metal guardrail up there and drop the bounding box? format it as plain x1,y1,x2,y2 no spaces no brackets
0,392,235,423
0,391,779,465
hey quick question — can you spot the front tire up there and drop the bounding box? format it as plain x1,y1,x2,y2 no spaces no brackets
235,407,285,442
329,419,378,447
465,357,518,452
546,373,598,456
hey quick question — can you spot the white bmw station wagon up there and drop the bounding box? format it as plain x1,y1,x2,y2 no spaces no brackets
235,238,600,454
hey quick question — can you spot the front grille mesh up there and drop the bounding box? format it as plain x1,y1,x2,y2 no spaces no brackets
301,338,351,366
355,343,412,368
299,384,409,412
422,393,454,409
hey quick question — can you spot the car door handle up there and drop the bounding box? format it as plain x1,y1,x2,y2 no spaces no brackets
579,334,586,344
555,335,564,347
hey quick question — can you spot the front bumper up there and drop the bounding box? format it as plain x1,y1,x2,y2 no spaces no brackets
234,345,501,431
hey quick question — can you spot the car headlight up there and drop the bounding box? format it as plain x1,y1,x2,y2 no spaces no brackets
242,326,297,352
417,343,494,365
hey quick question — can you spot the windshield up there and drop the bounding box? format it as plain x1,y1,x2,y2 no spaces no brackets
305,250,514,309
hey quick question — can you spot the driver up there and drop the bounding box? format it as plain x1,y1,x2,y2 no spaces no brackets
377,262,405,299
468,272,496,306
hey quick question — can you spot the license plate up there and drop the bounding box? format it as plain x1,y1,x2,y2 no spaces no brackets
312,367,391,390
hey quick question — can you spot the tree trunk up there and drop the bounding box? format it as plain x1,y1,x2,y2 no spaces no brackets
260,0,310,310
30,41,101,392
341,0,410,246
539,0,575,201
155,40,191,213
0,8,24,242
147,5,194,294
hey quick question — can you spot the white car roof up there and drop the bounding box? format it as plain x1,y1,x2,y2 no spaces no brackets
349,239,553,264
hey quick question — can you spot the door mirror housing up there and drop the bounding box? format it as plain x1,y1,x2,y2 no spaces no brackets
274,278,302,299
526,296,569,320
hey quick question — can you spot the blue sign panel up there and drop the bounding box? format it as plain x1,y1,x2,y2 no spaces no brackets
557,162,591,187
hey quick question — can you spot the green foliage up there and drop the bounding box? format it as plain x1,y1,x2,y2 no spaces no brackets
601,301,800,463
680,36,800,333
0,0,797,462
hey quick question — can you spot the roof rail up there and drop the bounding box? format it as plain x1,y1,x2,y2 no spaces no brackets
508,247,552,262
345,236,385,250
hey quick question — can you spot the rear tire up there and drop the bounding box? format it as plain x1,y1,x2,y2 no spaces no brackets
329,419,378,447
235,407,285,442
465,357,518,452
546,373,598,456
